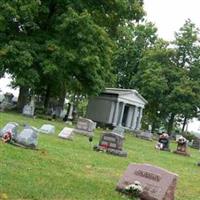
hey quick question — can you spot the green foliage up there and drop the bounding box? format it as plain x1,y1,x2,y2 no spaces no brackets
114,21,157,88
0,0,145,110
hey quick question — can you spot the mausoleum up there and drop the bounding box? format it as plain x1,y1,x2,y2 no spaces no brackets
86,88,147,130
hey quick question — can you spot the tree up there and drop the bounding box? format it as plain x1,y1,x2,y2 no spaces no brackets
172,19,200,132
114,21,157,88
0,0,145,112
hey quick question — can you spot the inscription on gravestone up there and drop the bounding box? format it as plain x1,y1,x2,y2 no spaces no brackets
116,164,178,200
93,132,127,157
74,117,96,137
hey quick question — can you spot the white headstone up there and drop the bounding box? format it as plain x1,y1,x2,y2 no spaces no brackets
16,127,38,147
58,127,74,140
0,122,18,138
39,124,55,134
22,96,35,117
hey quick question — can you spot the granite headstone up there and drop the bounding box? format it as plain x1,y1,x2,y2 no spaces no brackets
0,122,18,139
74,117,96,137
94,132,127,157
58,127,74,140
39,124,55,134
116,163,178,200
136,131,153,141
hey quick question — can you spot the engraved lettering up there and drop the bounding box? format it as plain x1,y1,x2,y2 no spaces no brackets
135,170,161,182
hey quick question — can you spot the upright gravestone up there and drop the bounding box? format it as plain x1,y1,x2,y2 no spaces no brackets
0,122,18,139
22,96,35,117
112,126,125,137
16,127,38,148
94,132,127,157
173,136,190,156
74,117,96,137
58,127,74,140
116,163,178,200
136,131,153,141
191,137,200,149
39,124,55,134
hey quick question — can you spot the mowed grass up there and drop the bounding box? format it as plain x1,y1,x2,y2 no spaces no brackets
0,112,200,200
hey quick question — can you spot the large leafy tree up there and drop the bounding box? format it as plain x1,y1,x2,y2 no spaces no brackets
172,19,200,132
0,0,145,111
114,21,157,88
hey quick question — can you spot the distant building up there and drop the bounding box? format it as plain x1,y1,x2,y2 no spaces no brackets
86,88,147,130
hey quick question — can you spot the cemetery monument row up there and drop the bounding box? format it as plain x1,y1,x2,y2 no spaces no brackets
93,132,127,157
116,163,178,200
86,88,147,131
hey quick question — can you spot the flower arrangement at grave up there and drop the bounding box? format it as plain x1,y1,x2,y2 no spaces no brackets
2,131,12,143
124,181,143,199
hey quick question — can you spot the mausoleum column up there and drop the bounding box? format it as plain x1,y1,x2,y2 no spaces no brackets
135,107,143,130
118,103,125,126
113,101,120,126
131,106,138,130
126,106,134,128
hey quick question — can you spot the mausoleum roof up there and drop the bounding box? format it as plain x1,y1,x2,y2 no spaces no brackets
103,88,148,104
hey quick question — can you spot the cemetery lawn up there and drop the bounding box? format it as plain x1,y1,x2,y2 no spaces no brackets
0,112,200,200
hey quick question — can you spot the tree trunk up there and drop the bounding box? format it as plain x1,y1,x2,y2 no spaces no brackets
167,113,175,135
152,121,156,133
182,116,187,133
44,84,51,111
17,86,29,112
58,85,66,109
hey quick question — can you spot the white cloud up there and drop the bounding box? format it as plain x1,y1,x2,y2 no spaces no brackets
144,0,200,41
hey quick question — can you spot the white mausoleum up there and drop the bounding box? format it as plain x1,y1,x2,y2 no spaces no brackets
86,88,147,130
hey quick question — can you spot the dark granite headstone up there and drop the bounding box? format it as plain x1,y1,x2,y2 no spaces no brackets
94,132,127,157
155,133,170,151
116,164,178,200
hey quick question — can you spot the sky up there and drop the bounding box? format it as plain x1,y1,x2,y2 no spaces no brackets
144,0,200,41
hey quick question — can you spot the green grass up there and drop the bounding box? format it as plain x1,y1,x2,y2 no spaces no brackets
0,112,200,200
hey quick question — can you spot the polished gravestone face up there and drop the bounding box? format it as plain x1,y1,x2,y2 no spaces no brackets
116,164,178,200
94,132,127,157
100,132,123,150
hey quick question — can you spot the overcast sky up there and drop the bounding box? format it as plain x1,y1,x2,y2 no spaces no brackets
1,0,200,95
144,0,200,41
